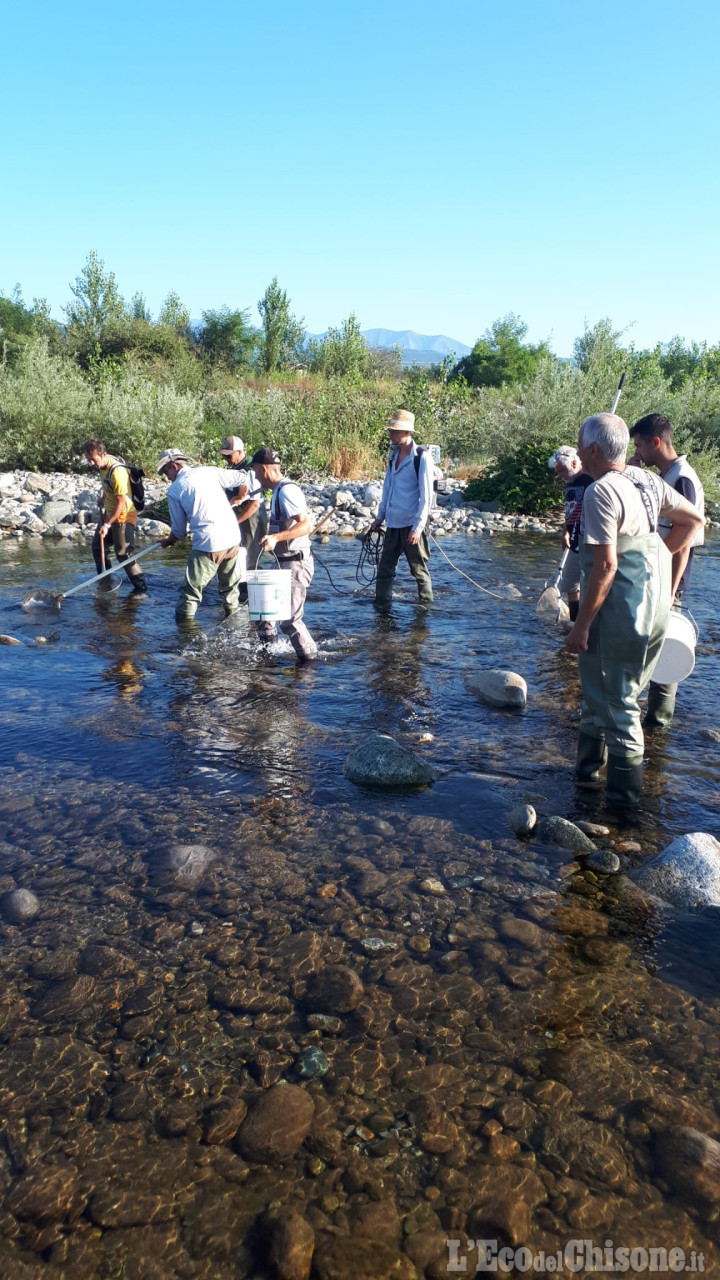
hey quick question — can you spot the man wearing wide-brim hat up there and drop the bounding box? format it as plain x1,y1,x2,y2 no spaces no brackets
369,409,434,607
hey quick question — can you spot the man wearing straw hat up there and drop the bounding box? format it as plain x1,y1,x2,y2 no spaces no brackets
249,448,318,663
156,449,247,623
369,409,434,608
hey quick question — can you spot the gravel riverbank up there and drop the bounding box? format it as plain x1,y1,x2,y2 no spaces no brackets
0,469,565,545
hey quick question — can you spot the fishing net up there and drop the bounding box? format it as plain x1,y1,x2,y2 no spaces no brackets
22,590,61,611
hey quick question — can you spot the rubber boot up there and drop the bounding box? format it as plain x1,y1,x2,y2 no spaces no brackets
606,754,644,809
575,732,607,788
131,575,148,594
644,683,676,731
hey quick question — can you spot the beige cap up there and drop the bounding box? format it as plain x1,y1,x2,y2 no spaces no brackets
220,436,244,455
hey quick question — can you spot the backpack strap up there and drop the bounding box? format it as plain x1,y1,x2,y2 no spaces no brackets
617,470,660,533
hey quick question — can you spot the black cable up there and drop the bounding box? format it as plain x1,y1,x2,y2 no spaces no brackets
355,528,384,587
312,549,358,596
311,529,385,597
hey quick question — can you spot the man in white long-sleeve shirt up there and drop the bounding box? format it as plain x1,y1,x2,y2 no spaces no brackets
369,409,434,607
157,449,248,622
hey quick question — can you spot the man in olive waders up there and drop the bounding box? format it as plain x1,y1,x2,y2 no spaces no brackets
369,409,434,608
565,413,703,808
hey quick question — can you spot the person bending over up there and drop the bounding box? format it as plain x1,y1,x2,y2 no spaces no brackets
157,450,248,623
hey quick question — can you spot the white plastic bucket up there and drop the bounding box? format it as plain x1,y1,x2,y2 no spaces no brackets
247,567,291,622
653,611,698,685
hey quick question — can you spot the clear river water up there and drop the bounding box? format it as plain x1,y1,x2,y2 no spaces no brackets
0,532,719,1279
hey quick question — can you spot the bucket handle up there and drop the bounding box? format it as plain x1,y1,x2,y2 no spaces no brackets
684,607,699,640
253,549,282,572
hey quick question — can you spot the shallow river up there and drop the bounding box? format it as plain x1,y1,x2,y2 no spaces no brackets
0,532,719,1279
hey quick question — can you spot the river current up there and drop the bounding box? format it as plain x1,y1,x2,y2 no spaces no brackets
0,532,718,1278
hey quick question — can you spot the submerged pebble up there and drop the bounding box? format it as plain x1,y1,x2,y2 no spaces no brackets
298,1047,329,1079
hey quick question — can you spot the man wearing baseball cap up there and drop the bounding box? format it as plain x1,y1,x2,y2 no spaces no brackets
369,409,434,607
249,447,318,662
156,449,249,622
219,436,267,590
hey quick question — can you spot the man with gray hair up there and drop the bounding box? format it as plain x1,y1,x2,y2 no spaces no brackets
565,412,703,807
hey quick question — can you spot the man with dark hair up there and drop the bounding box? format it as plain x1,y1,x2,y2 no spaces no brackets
83,438,147,593
250,448,318,663
629,413,705,728
219,436,267,594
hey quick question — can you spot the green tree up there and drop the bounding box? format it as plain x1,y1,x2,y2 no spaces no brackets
65,250,125,342
130,292,152,322
573,317,624,373
198,307,258,370
308,313,370,380
655,335,706,389
453,314,550,387
159,290,191,334
257,277,305,373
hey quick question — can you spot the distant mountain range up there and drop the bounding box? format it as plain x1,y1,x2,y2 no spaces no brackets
362,328,471,366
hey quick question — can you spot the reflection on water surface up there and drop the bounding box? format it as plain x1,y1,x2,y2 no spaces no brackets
0,535,719,1277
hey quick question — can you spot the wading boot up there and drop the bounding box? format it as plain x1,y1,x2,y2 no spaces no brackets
606,754,644,810
575,732,607,788
644,683,676,731
131,575,148,594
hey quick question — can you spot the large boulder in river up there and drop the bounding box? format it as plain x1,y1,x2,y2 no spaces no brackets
343,732,436,789
236,1083,315,1164
632,832,720,910
467,669,527,709
1,888,40,922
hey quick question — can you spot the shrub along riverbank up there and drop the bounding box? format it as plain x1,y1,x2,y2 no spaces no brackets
2,308,720,513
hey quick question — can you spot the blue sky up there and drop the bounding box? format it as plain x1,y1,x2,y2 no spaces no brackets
3,0,719,355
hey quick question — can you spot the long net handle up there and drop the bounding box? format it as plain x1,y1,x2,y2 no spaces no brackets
61,542,163,599
611,372,626,415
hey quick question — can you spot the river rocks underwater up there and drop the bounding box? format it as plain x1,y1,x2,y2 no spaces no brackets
1,535,720,1278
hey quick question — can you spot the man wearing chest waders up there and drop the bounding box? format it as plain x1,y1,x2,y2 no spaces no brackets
250,448,318,663
629,414,705,730
369,409,434,609
565,413,703,808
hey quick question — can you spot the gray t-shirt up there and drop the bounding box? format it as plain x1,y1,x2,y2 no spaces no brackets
270,481,311,556
582,467,685,545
